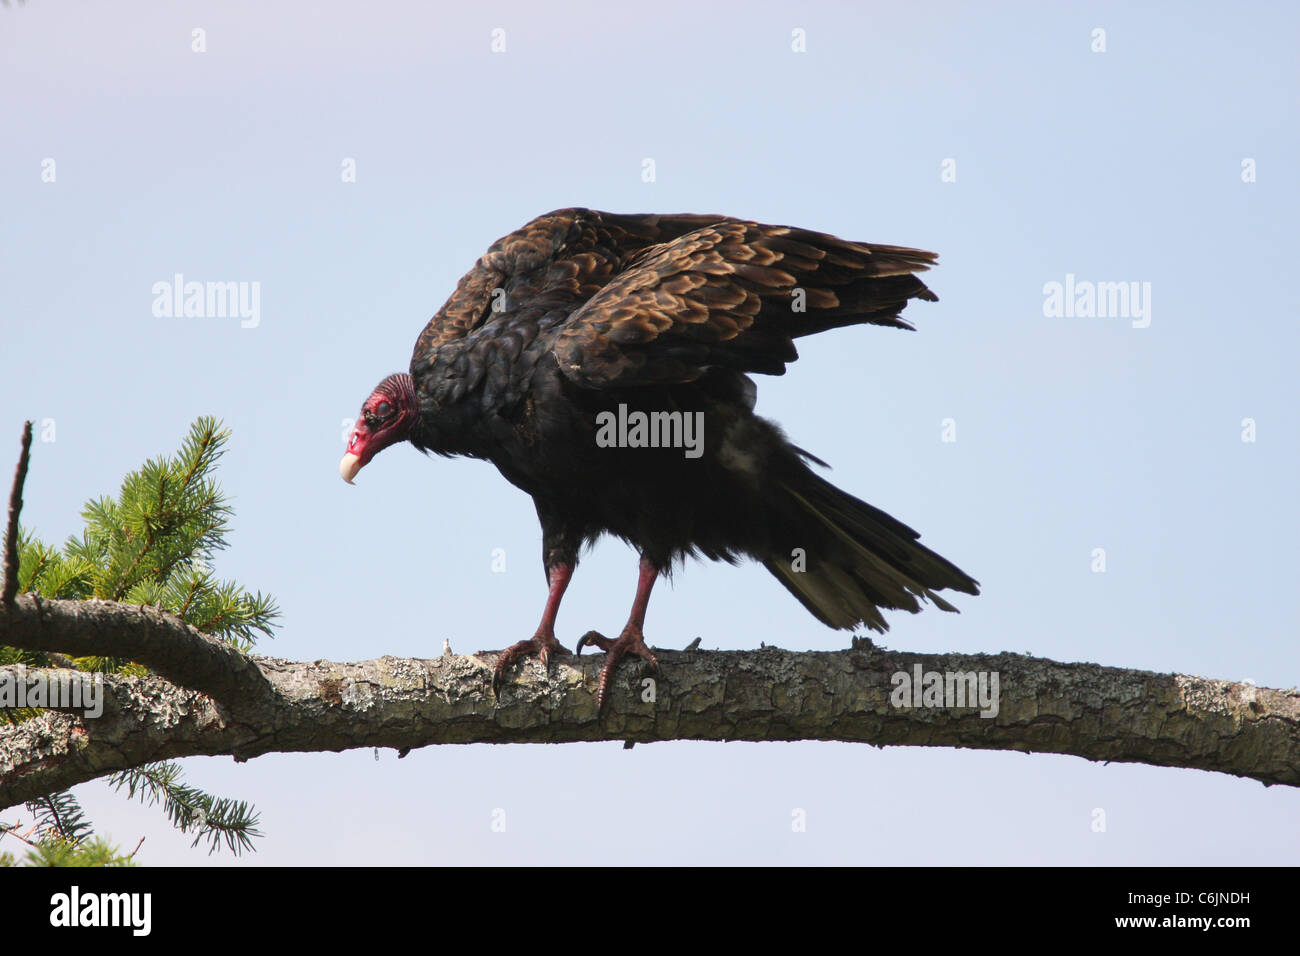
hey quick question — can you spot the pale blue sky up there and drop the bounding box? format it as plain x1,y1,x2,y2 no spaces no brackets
2,0,1297,864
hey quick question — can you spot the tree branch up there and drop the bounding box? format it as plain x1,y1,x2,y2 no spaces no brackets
2,597,1297,807
2,421,33,607
0,595,272,704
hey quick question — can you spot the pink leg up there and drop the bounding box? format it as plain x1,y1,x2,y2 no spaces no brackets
534,562,573,641
576,556,662,709
492,563,574,694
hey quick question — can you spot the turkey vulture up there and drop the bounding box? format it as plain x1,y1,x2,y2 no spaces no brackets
342,208,978,707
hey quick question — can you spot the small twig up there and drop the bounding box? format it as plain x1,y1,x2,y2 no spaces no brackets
2,421,34,606
0,822,40,850
128,835,146,859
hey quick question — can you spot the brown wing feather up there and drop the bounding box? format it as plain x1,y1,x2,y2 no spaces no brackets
410,210,586,361
552,220,938,389
409,209,732,370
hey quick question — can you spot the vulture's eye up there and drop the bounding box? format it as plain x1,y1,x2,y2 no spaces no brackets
376,401,392,417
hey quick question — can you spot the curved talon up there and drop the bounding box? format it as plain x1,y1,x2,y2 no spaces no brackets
575,630,611,654
538,640,571,672
492,634,570,697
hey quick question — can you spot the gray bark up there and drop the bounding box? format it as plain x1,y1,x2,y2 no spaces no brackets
2,595,1297,807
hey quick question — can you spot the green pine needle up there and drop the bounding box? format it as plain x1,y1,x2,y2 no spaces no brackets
3,417,277,858
26,790,93,845
110,762,262,856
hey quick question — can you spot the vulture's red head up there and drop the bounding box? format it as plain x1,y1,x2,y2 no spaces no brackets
340,373,417,484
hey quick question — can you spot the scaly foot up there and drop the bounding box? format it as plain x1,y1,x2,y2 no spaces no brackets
492,632,571,695
576,625,660,710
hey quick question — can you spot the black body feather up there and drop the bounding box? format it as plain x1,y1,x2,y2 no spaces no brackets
408,208,977,632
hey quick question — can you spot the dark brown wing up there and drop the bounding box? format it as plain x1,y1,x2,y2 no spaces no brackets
551,220,938,389
410,209,732,363
410,209,582,361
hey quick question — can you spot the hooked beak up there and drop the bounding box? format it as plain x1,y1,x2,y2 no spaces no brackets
339,452,363,485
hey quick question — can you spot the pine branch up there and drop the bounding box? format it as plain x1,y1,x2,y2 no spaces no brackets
0,417,274,857
109,762,261,855
9,836,136,867
26,790,92,844
103,418,232,601
0,416,277,704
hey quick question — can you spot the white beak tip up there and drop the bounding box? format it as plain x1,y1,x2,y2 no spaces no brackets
339,452,362,485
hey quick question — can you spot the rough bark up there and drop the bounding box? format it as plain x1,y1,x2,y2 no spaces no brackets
3,596,272,702
2,595,1297,807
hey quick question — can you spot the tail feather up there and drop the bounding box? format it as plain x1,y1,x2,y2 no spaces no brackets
766,472,979,632
765,556,891,631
